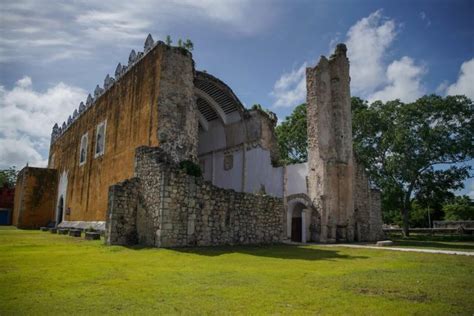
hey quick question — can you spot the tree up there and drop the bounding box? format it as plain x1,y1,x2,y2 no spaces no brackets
275,103,307,164
0,166,18,188
443,195,474,221
165,35,172,46
352,95,474,236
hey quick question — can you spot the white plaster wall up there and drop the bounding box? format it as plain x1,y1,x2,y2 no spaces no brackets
245,147,283,197
286,162,308,196
198,120,226,154
213,149,243,191
56,170,68,223
199,153,213,182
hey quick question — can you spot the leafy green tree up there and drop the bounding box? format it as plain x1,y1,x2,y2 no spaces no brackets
0,166,18,188
275,103,307,164
352,95,474,236
443,195,474,220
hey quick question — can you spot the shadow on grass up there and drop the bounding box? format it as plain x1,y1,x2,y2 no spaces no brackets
144,244,368,261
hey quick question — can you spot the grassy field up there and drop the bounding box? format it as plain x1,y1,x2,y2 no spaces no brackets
1,227,473,315
388,234,474,252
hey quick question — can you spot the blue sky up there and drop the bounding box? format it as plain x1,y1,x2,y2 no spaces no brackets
0,0,473,196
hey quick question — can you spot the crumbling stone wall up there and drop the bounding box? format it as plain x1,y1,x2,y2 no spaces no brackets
105,178,140,245
306,44,355,242
157,47,198,163
305,43,383,243
106,146,285,247
369,189,384,240
353,161,384,241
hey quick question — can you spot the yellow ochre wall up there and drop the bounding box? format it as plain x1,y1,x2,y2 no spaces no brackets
12,167,58,229
48,45,168,222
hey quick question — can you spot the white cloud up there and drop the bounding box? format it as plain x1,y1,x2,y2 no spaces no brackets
368,57,427,102
0,0,275,63
271,63,307,108
443,58,474,100
0,77,86,169
346,10,397,96
271,10,427,108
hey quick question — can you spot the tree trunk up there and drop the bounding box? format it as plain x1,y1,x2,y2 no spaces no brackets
402,185,415,238
402,206,410,237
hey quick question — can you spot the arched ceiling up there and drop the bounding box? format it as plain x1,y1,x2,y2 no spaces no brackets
195,71,246,126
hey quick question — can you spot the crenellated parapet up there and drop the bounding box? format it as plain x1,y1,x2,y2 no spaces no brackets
51,33,167,143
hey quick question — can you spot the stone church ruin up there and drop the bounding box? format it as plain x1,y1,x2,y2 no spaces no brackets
12,35,384,246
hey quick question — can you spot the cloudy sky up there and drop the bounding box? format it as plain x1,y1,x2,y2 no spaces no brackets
0,0,473,195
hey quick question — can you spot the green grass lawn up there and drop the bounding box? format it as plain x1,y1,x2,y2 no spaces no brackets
388,234,474,252
1,227,473,315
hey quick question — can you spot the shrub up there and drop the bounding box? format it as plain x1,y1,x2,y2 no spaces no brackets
179,160,202,177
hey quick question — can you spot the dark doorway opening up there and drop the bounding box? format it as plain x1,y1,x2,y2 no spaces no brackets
290,202,305,242
291,216,302,242
57,196,64,226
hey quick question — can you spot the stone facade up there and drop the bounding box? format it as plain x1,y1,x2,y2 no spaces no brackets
156,47,198,163
106,146,285,247
14,37,383,246
306,44,355,242
305,44,383,242
353,160,384,241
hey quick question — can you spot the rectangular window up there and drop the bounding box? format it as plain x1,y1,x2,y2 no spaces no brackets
224,154,233,170
95,120,106,158
79,133,88,166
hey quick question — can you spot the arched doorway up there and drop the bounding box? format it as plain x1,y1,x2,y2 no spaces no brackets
291,204,304,242
56,195,64,225
287,194,319,243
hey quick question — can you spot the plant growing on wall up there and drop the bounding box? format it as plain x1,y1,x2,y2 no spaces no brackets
179,160,202,177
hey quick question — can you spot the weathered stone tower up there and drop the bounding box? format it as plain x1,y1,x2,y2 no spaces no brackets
306,44,355,243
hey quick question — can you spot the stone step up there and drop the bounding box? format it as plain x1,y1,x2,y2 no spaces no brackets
85,232,101,240
376,240,394,247
69,229,81,237
58,228,69,235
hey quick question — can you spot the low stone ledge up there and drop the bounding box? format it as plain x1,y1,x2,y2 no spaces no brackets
85,232,101,240
58,221,105,232
69,229,81,237
40,227,49,232
49,228,58,233
58,228,69,235
376,240,394,247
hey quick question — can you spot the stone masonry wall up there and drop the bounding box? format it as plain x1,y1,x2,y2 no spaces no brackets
306,44,355,242
106,146,285,247
353,160,384,241
105,178,140,245
156,47,198,163
369,189,385,241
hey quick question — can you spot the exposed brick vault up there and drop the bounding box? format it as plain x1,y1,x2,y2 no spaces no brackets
13,35,383,246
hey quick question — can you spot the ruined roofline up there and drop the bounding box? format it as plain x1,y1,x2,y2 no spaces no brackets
308,43,348,73
195,70,247,116
50,34,192,145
